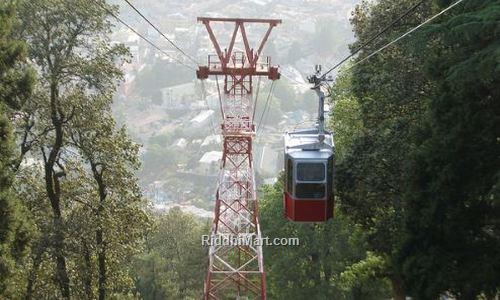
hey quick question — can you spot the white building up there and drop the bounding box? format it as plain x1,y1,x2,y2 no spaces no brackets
201,134,222,147
173,138,188,149
191,109,215,128
153,204,213,219
198,151,222,175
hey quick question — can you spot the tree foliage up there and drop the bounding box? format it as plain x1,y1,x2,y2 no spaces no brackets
0,1,34,296
399,1,500,298
332,0,500,298
332,1,435,298
133,57,193,100
2,0,152,298
132,208,208,299
259,177,390,299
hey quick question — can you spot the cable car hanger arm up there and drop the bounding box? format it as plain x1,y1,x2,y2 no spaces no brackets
306,65,333,137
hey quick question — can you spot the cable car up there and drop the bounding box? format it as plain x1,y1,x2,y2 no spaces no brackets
283,67,334,222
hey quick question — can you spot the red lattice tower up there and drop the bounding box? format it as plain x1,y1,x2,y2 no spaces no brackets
196,17,281,300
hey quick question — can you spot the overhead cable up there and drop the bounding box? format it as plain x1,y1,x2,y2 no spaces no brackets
252,76,262,122
256,81,276,134
122,0,200,66
92,0,196,71
320,0,427,78
347,0,466,70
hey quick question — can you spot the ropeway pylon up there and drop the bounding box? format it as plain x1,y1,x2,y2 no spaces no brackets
196,17,281,300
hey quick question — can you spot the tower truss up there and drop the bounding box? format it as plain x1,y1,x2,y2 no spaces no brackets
196,17,281,300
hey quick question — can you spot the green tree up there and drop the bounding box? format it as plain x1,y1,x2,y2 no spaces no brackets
12,0,149,298
333,0,435,298
17,0,126,295
399,0,500,298
333,0,500,298
69,94,150,299
133,208,208,299
259,177,391,299
133,57,193,100
328,66,363,162
0,1,34,296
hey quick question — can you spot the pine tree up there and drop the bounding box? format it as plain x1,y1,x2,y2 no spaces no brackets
0,1,33,295
400,0,500,298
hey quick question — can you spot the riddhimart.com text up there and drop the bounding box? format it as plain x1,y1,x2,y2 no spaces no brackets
201,234,300,247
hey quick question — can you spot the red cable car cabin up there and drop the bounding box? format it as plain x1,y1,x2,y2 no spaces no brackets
283,129,334,222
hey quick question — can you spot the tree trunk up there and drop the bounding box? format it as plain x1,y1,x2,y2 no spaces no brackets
53,216,70,299
96,229,106,300
310,252,322,287
390,276,405,300
25,250,43,300
92,162,108,300
82,242,93,300
44,164,71,299
44,81,70,299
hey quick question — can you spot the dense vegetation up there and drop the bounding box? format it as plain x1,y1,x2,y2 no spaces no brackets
333,0,498,298
260,178,392,299
133,208,208,299
0,0,149,298
0,1,34,293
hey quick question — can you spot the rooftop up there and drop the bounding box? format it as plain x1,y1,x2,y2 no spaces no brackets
191,109,215,124
199,151,222,164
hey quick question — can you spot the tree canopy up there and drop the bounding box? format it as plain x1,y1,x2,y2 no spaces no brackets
0,1,34,295
330,0,500,298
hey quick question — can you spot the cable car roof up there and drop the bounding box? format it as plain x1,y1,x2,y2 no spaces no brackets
287,150,332,159
284,127,334,157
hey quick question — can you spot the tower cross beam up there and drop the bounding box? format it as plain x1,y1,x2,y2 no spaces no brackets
196,18,281,81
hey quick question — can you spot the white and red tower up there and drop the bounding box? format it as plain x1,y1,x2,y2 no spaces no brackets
196,17,281,300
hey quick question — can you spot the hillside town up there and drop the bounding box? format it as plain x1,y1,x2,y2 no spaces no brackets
108,0,357,216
